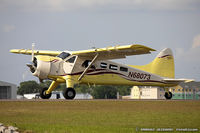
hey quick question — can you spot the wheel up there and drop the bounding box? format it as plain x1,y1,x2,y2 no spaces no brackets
40,87,52,99
63,88,76,99
164,92,172,99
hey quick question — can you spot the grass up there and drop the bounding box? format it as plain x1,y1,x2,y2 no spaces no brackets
0,100,200,133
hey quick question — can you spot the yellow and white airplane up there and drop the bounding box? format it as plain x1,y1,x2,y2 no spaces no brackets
10,44,192,99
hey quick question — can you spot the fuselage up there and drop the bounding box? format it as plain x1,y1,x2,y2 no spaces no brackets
32,54,177,87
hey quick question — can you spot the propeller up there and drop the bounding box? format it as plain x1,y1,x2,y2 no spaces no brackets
31,43,43,83
26,43,37,73
26,43,44,83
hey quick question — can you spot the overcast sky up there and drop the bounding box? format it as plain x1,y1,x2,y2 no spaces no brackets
0,0,200,85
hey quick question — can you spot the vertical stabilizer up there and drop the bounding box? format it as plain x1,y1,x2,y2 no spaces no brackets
129,48,175,78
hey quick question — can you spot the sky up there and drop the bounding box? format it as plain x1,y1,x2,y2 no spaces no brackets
0,0,200,85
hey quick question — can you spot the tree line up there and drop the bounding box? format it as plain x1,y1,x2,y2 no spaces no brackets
17,80,131,99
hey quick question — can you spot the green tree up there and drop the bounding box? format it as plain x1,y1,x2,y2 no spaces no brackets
90,85,131,99
39,80,51,89
75,84,92,94
116,85,131,96
17,80,41,95
92,85,118,99
18,80,132,98
39,80,66,91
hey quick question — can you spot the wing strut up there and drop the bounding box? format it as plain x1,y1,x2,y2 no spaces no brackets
78,53,99,81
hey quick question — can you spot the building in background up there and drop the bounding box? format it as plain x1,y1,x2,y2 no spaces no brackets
122,86,165,99
171,85,200,100
0,81,17,99
122,81,200,100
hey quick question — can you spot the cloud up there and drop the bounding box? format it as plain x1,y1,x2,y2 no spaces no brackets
175,34,200,61
0,0,200,12
174,34,200,80
192,34,200,48
174,47,185,59
2,24,15,32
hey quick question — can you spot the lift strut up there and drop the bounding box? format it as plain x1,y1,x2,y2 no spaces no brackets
78,53,99,81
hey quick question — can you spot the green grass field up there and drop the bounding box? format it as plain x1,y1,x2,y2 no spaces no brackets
0,100,200,133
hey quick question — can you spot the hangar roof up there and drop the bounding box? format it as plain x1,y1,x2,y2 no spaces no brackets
0,81,16,86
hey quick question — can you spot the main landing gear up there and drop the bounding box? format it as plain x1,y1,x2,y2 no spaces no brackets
40,87,76,100
164,91,172,99
40,87,52,99
63,88,76,99
40,76,76,100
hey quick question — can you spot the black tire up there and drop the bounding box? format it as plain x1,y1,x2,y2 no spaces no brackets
40,87,52,99
164,92,172,99
63,88,76,99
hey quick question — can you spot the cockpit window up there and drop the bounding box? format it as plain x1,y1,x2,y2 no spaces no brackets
57,52,70,60
66,56,76,63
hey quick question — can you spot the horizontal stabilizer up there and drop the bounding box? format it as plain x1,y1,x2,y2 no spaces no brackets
163,78,194,84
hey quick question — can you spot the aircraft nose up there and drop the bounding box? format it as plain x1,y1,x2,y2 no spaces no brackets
26,57,37,73
32,56,51,79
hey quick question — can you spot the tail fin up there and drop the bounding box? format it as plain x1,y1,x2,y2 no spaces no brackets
129,48,175,78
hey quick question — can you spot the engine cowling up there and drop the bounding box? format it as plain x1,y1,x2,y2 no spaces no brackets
31,56,51,79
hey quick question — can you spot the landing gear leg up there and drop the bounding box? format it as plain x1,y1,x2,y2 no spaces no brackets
40,81,59,99
63,75,76,99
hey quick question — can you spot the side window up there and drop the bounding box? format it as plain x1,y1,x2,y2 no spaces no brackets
82,60,96,69
120,67,128,72
66,56,76,63
109,64,118,70
82,60,91,68
100,62,107,68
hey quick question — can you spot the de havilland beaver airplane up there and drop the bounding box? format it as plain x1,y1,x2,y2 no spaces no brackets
10,44,192,100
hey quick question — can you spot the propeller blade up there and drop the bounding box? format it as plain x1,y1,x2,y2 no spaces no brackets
26,62,36,73
26,62,34,67
31,43,35,62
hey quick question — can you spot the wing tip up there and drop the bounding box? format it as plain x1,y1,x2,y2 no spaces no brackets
185,79,195,83
10,49,19,53
131,44,156,51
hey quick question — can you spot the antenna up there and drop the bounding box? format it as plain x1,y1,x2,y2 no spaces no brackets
89,41,96,49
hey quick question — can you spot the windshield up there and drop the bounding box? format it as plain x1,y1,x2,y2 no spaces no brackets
66,56,76,63
57,52,70,60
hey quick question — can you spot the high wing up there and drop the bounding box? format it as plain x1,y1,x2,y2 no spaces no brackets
10,44,155,60
10,49,62,56
71,44,156,60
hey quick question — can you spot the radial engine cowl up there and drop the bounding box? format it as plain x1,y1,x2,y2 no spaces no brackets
32,56,51,79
